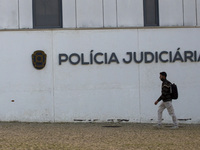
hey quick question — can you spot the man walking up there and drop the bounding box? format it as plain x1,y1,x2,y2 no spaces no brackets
154,72,178,129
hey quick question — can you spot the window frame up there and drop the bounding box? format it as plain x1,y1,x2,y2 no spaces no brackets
143,0,159,26
32,0,63,29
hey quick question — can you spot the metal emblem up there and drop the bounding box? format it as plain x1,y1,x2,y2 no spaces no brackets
32,50,47,70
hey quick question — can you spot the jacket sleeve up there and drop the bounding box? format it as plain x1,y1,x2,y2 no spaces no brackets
157,95,162,102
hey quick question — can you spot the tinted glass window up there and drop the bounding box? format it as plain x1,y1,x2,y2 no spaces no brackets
33,0,62,28
144,0,159,26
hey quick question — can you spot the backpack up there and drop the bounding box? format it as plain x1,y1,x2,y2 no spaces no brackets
170,83,178,100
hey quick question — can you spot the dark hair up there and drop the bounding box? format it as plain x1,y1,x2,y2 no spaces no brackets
160,72,167,77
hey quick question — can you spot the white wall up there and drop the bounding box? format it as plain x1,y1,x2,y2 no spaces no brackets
53,29,141,122
197,0,200,26
19,0,33,29
138,28,200,123
0,31,54,122
1,0,200,29
183,0,196,26
0,0,18,29
103,0,117,27
117,0,144,27
0,28,200,123
76,0,103,28
159,0,183,26
62,0,76,28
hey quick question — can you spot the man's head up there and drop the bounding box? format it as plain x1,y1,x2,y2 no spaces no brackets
160,72,167,81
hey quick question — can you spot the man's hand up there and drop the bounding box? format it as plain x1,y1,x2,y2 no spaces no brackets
154,100,159,105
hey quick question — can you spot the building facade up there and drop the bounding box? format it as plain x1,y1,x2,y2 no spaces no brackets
0,0,200,123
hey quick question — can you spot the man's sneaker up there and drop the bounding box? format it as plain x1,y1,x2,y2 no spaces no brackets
153,124,162,129
170,125,179,129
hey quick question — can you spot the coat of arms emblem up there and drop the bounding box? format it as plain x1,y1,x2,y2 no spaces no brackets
32,50,47,70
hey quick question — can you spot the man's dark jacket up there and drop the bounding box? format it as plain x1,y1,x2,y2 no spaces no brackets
158,79,172,102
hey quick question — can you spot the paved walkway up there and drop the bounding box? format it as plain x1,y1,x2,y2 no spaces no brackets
0,122,200,150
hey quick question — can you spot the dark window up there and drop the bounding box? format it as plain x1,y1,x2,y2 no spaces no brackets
143,0,159,26
33,0,62,28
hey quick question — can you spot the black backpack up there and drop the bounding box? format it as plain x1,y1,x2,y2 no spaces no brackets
171,83,178,100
